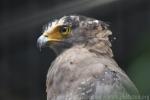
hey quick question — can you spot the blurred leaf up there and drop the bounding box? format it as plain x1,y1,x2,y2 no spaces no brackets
128,52,150,95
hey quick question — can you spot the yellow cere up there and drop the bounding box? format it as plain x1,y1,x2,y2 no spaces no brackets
43,25,72,42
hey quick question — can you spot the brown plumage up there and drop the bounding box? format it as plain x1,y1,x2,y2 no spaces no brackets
37,15,139,100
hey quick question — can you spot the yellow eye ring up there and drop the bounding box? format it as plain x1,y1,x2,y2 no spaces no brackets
59,25,71,37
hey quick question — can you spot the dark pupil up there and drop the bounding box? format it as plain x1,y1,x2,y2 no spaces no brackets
60,26,67,33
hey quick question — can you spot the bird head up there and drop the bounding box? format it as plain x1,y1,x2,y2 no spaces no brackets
37,15,111,54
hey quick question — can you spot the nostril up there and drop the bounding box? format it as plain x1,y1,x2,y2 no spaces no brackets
44,35,48,37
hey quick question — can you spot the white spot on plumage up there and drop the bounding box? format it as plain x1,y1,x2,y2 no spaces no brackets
78,87,82,90
93,20,99,24
81,81,86,85
86,88,93,94
88,21,93,25
86,78,91,82
91,83,95,87
81,92,85,96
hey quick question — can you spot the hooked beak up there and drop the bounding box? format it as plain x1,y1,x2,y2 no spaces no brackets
37,35,49,50
37,35,62,50
37,26,64,50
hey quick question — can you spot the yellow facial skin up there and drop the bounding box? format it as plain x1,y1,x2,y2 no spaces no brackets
43,25,71,42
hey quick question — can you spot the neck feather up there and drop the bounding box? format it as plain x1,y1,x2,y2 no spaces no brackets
85,30,113,57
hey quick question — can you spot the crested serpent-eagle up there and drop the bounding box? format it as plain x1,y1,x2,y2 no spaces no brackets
37,15,139,100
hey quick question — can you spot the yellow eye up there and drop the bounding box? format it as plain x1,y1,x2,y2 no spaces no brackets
59,25,71,37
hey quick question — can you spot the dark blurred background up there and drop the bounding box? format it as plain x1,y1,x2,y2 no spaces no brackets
0,0,150,100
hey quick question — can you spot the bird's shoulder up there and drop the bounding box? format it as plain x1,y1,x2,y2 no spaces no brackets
46,47,139,100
